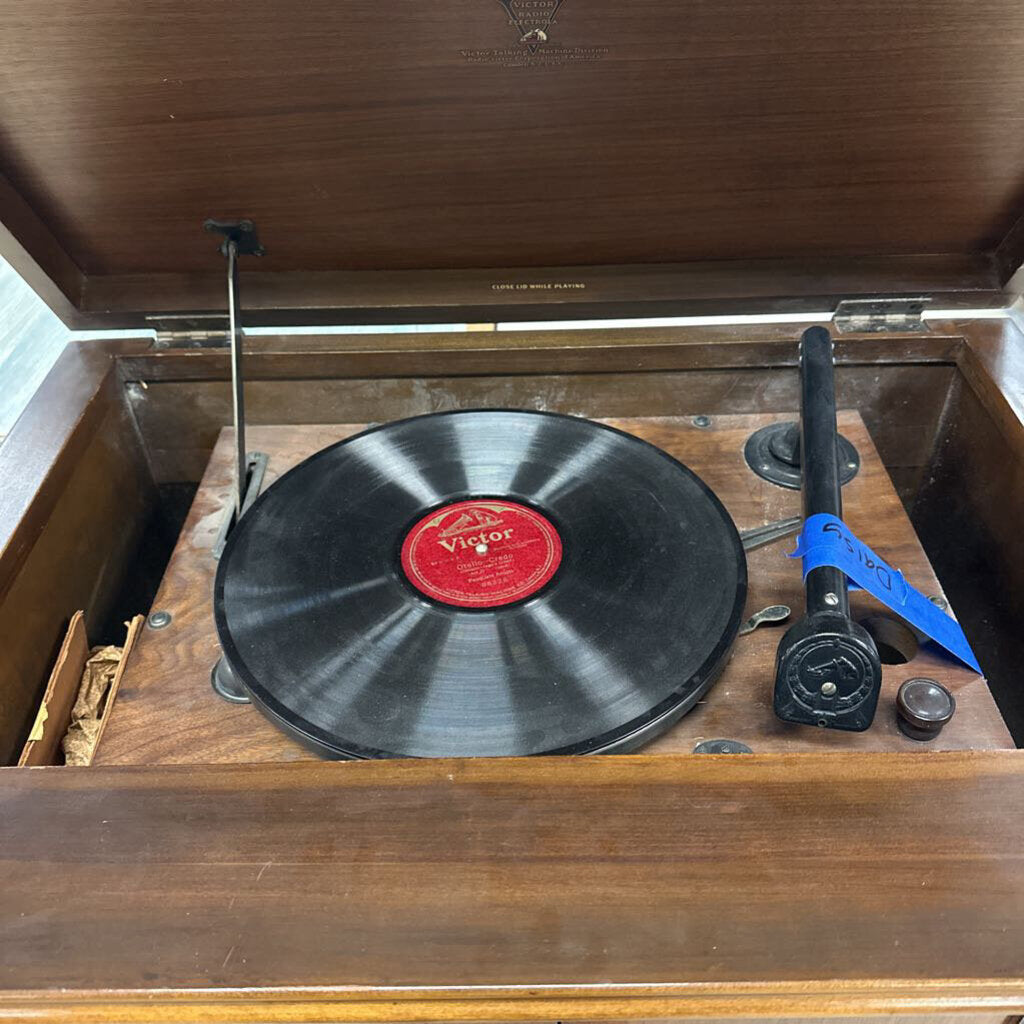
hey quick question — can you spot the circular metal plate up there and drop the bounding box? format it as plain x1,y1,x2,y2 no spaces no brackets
693,739,753,754
744,421,860,489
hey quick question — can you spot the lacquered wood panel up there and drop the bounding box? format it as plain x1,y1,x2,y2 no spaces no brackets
126,363,956,495
3,753,1024,1019
3,0,1024,274
0,339,155,762
75,256,1005,329
2,2,1024,323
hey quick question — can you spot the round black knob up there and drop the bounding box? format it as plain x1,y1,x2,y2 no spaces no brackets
896,678,955,741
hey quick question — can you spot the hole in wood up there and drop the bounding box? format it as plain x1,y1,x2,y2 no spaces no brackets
858,614,919,665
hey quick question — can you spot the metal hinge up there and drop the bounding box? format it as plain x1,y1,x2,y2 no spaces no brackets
147,315,229,349
832,297,930,334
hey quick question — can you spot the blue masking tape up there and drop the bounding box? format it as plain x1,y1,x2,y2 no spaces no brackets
790,513,981,674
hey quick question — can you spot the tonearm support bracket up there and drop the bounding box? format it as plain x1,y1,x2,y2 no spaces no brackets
772,326,883,731
203,218,265,520
203,218,265,258
204,218,265,706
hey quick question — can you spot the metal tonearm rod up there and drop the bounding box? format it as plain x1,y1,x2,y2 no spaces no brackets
203,218,265,520
205,218,266,705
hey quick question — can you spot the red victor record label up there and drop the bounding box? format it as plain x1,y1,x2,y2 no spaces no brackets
400,499,562,608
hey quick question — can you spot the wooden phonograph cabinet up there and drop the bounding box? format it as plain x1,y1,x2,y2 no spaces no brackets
2,3,1024,1023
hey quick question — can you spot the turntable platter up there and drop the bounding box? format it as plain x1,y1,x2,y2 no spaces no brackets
214,410,746,758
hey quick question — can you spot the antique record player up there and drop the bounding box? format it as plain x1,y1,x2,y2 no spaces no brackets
2,2,1024,1022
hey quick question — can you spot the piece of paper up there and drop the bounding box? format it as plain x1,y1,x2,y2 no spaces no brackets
62,644,122,766
26,702,48,743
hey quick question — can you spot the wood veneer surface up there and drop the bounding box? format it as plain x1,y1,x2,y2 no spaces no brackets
94,412,1011,765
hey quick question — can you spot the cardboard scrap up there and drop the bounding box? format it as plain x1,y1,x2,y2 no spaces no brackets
17,611,89,767
18,612,145,767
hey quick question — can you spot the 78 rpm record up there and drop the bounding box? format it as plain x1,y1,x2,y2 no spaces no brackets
214,410,747,758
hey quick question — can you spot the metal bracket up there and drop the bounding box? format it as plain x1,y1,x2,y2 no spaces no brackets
152,331,230,349
833,297,930,334
212,451,270,560
148,315,230,349
202,218,265,258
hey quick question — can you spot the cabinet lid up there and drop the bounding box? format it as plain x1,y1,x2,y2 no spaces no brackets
2,1,1022,328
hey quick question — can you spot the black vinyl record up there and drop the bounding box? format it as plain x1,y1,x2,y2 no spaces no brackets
214,410,747,758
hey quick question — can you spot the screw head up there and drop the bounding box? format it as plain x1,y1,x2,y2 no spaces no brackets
692,415,712,429
148,610,172,629
821,681,837,696
824,592,839,607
